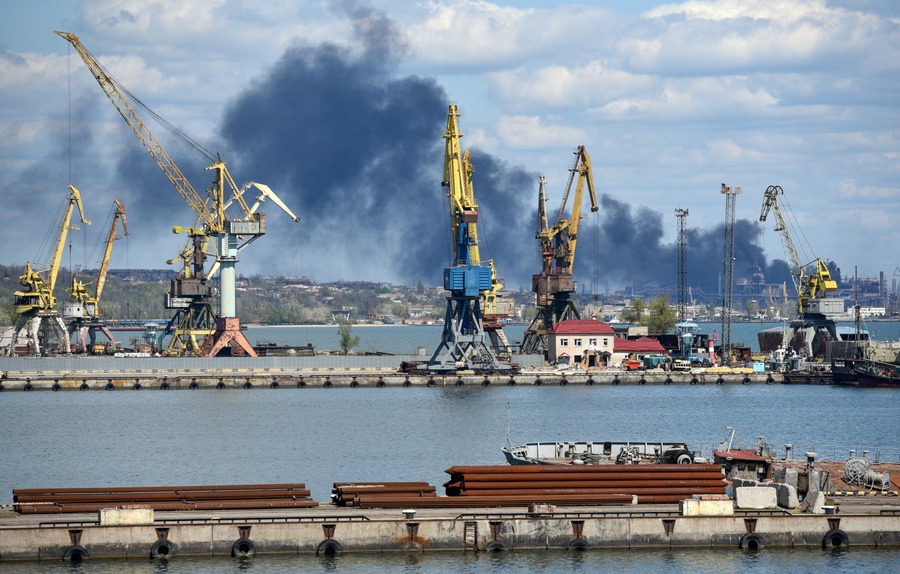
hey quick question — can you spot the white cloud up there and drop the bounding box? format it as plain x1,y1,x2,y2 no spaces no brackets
837,179,899,201
495,115,587,149
490,63,655,112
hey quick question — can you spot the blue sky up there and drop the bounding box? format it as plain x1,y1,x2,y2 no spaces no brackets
1,0,898,293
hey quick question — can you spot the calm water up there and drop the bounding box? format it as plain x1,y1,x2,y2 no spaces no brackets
244,321,900,355
0,546,892,573
3,326,900,572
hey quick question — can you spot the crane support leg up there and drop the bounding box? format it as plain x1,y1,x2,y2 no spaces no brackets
203,317,257,357
10,314,70,356
425,296,508,372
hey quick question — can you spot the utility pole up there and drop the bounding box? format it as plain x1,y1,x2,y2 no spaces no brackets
675,208,689,321
721,184,741,365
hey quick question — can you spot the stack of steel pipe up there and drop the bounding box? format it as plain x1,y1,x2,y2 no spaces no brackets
443,464,726,504
332,482,437,507
13,483,318,514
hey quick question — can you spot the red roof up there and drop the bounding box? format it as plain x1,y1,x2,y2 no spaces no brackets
547,319,615,335
613,336,665,352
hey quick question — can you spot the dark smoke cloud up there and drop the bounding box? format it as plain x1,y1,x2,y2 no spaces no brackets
107,3,790,293
216,3,539,285
584,195,791,296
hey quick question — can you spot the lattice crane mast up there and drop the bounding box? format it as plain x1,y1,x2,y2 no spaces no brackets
10,184,90,355
759,185,837,316
423,105,509,372
522,146,599,354
65,199,128,353
56,31,299,357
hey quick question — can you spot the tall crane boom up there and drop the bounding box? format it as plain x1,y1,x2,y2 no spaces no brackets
16,184,90,315
542,146,599,277
443,109,481,269
55,31,222,232
95,199,128,302
9,184,90,356
66,199,128,353
423,105,509,373
759,185,837,316
522,147,599,354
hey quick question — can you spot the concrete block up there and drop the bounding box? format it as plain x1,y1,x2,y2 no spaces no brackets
774,483,799,509
800,490,826,514
734,486,778,509
808,469,822,492
99,506,154,525
680,499,734,516
784,467,798,490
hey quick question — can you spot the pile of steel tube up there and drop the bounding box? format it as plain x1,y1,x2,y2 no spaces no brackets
332,482,437,507
13,484,318,513
443,464,727,504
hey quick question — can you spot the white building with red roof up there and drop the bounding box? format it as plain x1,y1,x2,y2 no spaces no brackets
547,319,666,368
546,319,615,368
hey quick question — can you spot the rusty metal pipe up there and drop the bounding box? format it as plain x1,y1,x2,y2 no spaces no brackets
13,483,307,496
454,486,724,496
459,479,725,490
445,464,721,475
452,471,725,482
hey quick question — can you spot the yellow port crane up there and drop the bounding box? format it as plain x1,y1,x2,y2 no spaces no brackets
424,105,510,372
522,146,599,354
10,184,91,356
56,31,299,356
65,199,128,353
759,184,841,356
759,185,838,316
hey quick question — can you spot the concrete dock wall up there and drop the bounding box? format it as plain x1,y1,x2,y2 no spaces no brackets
1,512,897,561
0,369,795,391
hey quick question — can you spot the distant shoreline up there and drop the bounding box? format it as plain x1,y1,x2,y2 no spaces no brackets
243,323,432,329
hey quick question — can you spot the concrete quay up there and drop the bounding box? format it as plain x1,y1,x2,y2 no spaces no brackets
0,369,810,391
1,501,898,561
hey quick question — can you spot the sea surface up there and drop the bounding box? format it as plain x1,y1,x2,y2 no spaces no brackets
242,320,900,355
2,323,899,573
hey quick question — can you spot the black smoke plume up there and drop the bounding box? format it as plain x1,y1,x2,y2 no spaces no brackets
114,3,788,293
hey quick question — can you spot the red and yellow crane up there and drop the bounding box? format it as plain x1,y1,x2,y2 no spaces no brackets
522,146,599,354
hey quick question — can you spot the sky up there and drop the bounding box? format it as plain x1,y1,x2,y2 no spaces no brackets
1,0,898,295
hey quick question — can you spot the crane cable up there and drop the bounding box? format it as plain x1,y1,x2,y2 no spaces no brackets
79,41,218,166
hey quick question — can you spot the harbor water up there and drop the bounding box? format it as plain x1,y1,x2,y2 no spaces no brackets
241,321,900,355
2,323,899,572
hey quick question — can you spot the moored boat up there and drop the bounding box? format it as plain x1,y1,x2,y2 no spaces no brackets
502,440,695,466
851,359,900,388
